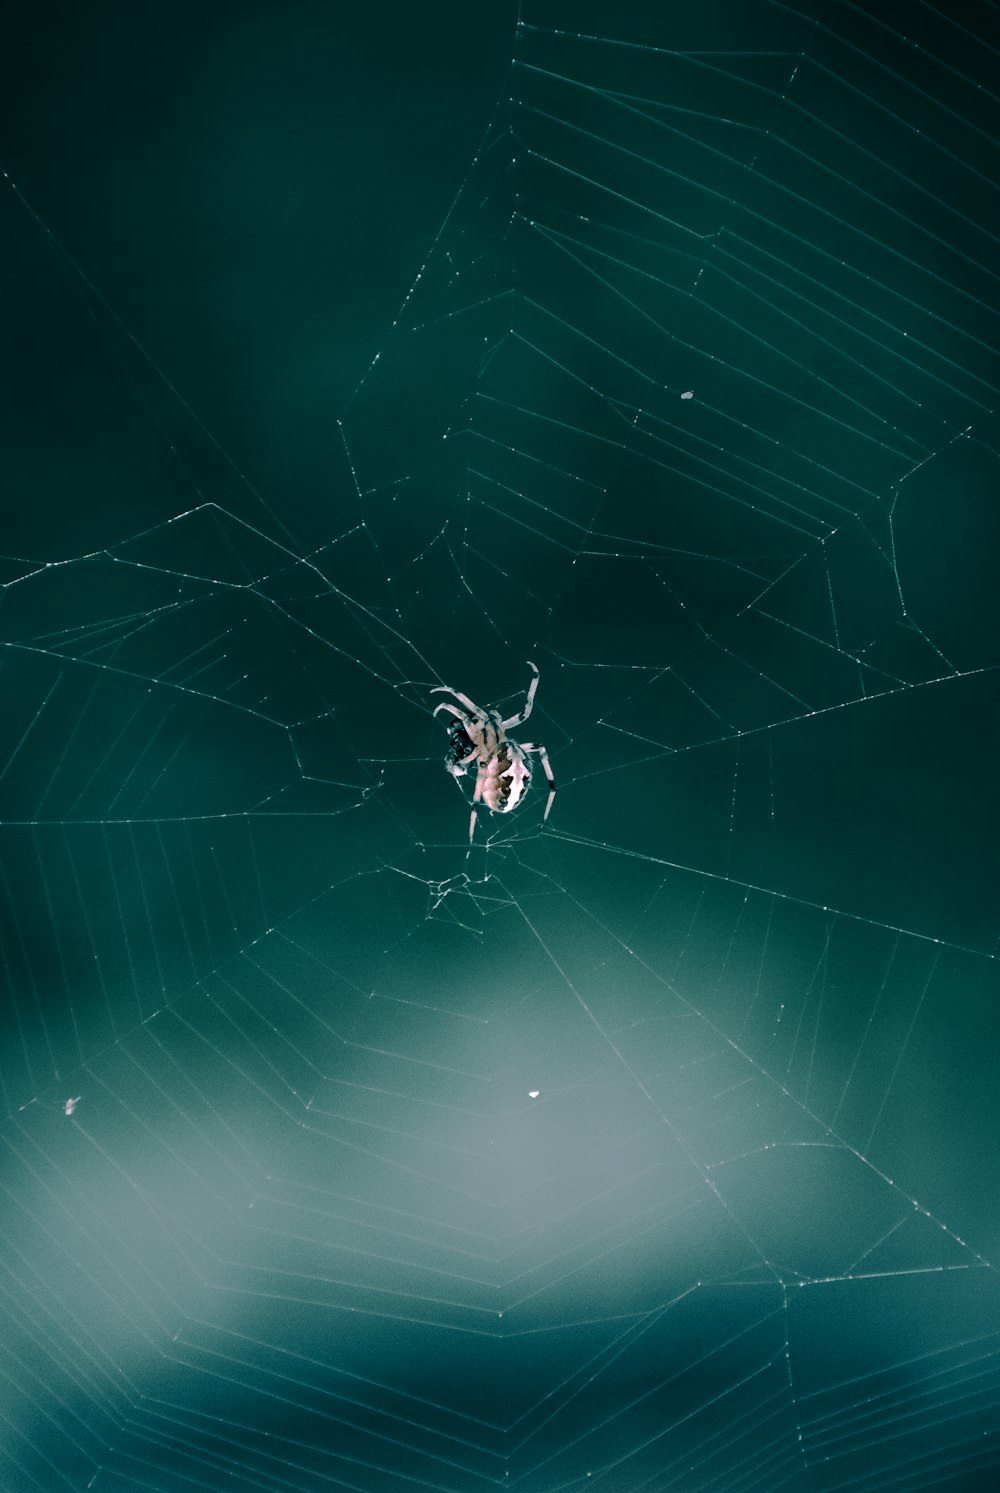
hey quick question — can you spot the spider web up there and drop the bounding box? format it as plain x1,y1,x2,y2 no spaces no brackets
3,0,1000,1489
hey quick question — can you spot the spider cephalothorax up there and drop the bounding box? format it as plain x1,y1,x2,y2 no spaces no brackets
431,661,556,841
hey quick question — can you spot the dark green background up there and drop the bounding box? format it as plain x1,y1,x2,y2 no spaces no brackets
2,2,999,1490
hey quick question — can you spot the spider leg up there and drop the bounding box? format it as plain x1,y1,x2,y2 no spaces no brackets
521,742,556,823
469,766,486,842
499,660,539,730
431,685,488,724
433,700,473,725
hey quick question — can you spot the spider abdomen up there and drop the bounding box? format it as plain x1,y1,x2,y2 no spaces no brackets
482,747,530,813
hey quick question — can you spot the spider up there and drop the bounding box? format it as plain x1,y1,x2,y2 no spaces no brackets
431,660,556,841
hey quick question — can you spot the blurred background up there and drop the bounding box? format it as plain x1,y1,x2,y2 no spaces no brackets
2,1,1000,1488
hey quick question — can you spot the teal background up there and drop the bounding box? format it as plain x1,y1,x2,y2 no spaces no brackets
2,2,999,1489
